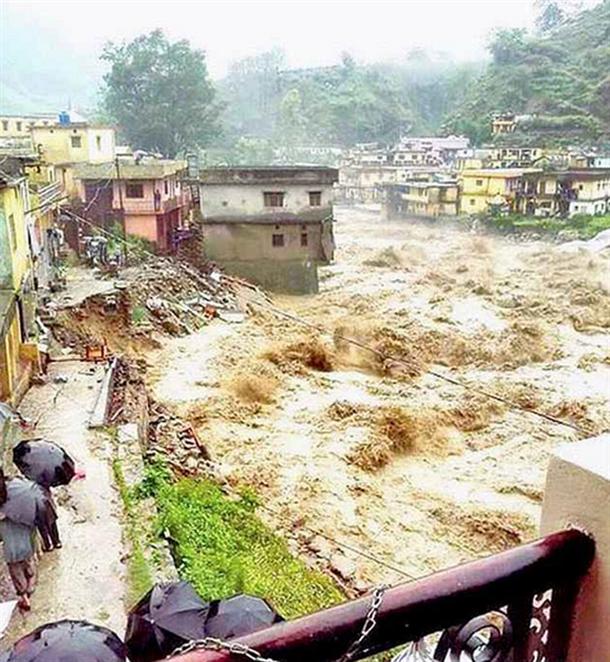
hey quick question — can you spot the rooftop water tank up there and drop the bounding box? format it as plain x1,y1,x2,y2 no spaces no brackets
58,111,70,126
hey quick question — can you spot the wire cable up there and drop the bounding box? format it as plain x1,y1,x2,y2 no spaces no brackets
61,208,594,435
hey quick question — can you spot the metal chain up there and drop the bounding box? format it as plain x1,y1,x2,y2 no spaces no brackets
168,585,387,662
336,585,387,662
168,637,278,661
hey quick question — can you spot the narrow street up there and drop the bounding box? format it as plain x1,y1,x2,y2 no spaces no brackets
3,361,126,643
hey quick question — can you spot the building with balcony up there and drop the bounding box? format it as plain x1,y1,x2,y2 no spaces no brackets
459,168,542,215
514,169,610,218
561,169,610,217
384,180,459,219
196,166,338,294
73,158,188,253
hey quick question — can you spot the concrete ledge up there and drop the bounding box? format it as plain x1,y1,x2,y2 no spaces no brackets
540,434,610,662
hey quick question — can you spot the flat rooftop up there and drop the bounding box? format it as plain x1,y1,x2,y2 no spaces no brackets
198,166,339,186
74,159,185,180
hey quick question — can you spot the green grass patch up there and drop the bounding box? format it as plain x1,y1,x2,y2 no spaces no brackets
150,473,344,619
481,212,610,239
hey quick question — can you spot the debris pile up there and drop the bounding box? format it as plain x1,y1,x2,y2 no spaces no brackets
147,401,213,475
121,258,243,335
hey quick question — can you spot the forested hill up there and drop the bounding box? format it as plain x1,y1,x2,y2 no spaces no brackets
444,0,610,145
217,51,482,150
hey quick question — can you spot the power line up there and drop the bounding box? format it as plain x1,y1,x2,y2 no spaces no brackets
234,293,593,436
60,209,593,580
60,208,593,436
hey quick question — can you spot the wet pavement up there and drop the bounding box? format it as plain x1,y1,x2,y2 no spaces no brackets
2,361,126,645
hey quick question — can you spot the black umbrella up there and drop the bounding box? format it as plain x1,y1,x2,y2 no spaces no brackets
8,619,127,661
205,594,283,640
125,581,210,662
13,440,76,488
0,478,49,527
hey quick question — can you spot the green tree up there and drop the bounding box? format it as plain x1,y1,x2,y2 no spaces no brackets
488,28,527,65
101,30,222,156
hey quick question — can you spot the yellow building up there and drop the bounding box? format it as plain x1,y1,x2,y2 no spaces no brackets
30,122,116,197
0,113,58,137
0,160,39,404
459,168,541,214
31,123,116,165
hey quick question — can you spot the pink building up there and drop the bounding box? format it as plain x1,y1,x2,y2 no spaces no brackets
73,159,188,253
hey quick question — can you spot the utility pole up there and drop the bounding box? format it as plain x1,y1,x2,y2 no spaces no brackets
115,156,127,262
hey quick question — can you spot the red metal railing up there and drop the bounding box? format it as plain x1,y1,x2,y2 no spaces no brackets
169,529,594,662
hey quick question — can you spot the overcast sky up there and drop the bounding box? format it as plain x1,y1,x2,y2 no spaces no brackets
1,0,602,79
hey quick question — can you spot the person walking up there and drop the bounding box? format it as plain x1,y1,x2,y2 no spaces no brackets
35,486,61,551
0,512,37,611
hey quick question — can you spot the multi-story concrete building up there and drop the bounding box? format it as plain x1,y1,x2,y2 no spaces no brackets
31,119,116,196
197,166,338,294
0,158,40,404
0,112,58,137
385,180,459,219
74,158,187,253
459,168,542,215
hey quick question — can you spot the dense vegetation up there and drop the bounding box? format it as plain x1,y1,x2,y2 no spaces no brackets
92,1,609,157
141,465,344,619
215,50,480,157
100,30,223,156
444,0,610,145
481,212,610,238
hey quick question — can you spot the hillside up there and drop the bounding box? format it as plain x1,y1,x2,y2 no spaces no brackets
443,0,610,145
217,51,481,151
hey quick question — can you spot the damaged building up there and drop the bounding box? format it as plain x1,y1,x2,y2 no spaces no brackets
197,166,338,294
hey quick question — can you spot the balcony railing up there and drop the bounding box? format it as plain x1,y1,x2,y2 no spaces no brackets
37,181,63,209
168,529,594,662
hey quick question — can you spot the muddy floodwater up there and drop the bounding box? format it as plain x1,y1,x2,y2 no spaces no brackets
149,206,610,588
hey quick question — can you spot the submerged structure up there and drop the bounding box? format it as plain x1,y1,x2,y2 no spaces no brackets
196,166,338,294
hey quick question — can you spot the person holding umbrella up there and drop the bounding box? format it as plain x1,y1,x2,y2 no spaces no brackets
0,477,45,611
12,439,80,551
7,619,128,660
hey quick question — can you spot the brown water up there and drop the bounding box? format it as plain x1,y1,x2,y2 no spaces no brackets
149,207,610,588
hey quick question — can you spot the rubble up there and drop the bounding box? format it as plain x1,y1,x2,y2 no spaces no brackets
147,401,213,475
121,257,243,336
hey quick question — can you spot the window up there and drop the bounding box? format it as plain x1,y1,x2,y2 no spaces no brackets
301,232,308,247
71,135,82,148
475,179,483,186
164,180,169,195
96,135,102,150
125,183,144,198
272,233,285,247
264,191,284,207
8,214,17,247
1,120,7,131
469,199,476,206
16,122,22,131
309,191,322,207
